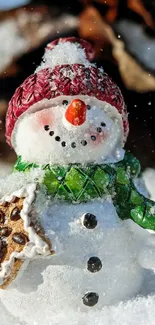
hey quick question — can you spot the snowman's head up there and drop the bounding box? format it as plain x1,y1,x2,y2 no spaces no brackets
6,37,129,165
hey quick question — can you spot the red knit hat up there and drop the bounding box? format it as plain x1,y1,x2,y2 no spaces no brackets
6,37,129,147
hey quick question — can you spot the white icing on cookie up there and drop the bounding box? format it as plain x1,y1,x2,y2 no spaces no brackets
0,183,51,285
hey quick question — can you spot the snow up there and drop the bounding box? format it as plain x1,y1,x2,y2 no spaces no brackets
0,20,28,74
0,168,44,198
0,14,78,74
35,42,93,72
0,301,24,325
0,162,12,178
1,294,155,325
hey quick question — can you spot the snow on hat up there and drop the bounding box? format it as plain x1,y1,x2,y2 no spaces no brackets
6,37,129,147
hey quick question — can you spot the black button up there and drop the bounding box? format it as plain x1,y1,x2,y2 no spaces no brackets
87,256,102,273
82,292,99,307
83,213,97,229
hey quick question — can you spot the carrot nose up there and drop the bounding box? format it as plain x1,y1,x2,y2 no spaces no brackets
65,99,87,126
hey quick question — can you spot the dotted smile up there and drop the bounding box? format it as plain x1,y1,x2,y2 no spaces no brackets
44,121,106,148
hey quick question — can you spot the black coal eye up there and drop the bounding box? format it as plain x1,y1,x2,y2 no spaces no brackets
87,105,91,110
101,122,106,127
61,141,66,147
44,125,50,131
62,100,68,106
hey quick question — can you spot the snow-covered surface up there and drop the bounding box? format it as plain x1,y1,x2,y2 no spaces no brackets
36,41,93,72
0,162,13,178
0,20,28,73
13,95,124,165
0,168,44,198
0,301,24,325
1,284,155,325
0,15,78,74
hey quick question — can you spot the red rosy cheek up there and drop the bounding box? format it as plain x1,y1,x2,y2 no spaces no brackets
33,109,54,130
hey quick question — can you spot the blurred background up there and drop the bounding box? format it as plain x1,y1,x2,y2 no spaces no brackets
0,0,155,175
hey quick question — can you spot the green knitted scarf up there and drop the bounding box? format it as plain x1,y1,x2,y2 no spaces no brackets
14,152,155,231
14,152,140,202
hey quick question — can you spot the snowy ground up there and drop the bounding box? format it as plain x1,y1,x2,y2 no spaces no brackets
2,293,155,325
1,167,155,325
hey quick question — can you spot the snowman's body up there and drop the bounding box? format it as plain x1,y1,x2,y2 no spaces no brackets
0,197,143,323
39,198,142,308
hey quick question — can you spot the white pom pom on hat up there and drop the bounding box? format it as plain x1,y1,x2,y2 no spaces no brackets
35,37,95,72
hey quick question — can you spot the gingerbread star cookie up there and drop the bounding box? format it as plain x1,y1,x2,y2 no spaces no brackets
0,183,53,289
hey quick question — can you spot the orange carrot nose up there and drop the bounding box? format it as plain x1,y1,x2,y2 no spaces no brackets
65,99,87,126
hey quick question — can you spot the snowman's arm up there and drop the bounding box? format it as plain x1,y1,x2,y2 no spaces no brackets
113,179,155,231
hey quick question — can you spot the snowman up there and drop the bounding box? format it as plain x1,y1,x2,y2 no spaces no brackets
0,37,155,325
